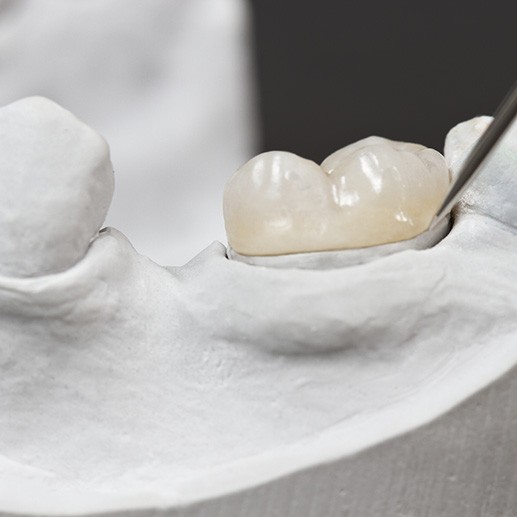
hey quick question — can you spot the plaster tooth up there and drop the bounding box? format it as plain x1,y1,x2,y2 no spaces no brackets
0,97,114,277
224,137,450,256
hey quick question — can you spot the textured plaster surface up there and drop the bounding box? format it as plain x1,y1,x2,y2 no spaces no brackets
0,113,516,515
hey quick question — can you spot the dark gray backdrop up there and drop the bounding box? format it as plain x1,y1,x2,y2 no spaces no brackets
250,0,517,161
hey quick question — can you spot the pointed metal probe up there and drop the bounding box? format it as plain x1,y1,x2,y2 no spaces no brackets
431,81,517,228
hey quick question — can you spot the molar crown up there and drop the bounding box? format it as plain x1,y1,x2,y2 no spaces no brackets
224,137,450,257
0,97,114,277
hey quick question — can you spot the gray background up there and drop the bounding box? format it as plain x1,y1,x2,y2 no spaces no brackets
250,0,517,160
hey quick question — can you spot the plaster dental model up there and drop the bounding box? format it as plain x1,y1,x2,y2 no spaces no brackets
1,97,516,517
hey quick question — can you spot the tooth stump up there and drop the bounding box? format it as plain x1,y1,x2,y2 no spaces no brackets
224,137,450,256
0,97,114,277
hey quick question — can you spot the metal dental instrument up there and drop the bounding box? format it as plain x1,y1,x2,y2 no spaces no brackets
432,80,517,226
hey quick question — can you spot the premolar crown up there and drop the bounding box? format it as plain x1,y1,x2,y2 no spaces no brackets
0,97,114,277
224,137,450,256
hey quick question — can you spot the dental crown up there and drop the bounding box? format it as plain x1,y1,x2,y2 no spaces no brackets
223,137,450,256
